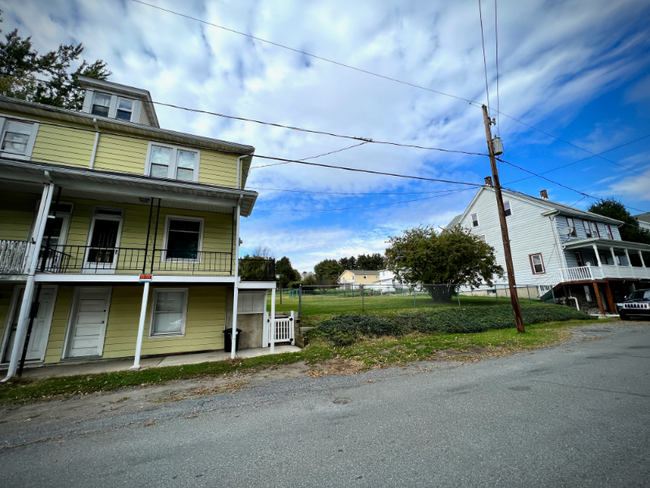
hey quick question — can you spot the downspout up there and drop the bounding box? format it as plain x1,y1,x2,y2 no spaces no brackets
236,153,254,189
89,118,100,169
2,176,55,382
231,195,243,359
567,296,580,311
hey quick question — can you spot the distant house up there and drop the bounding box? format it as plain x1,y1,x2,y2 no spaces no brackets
337,270,380,286
448,184,650,315
635,212,650,232
0,76,279,380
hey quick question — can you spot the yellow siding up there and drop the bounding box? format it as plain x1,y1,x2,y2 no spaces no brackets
0,283,15,345
31,122,95,168
102,285,227,358
199,151,238,188
0,192,37,241
43,286,74,363
93,134,148,175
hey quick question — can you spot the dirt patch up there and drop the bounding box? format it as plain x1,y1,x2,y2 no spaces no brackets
306,358,365,378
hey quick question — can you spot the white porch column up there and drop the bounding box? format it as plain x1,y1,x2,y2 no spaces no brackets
639,251,647,268
231,198,242,360
624,248,632,267
592,244,602,266
3,182,55,381
610,247,617,266
270,287,276,354
131,281,150,370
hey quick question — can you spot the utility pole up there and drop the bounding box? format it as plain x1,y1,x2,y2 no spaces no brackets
482,105,525,333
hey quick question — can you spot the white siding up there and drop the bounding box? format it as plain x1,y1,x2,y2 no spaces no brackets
555,215,622,243
458,189,564,286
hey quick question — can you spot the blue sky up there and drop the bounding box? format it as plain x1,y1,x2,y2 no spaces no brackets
2,0,649,272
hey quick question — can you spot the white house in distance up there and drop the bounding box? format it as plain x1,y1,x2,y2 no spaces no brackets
447,178,650,315
635,212,650,232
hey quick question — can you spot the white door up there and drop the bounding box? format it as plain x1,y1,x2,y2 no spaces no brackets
1,286,57,363
64,287,112,358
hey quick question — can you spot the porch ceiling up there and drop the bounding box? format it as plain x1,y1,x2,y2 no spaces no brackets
0,158,258,216
563,237,650,252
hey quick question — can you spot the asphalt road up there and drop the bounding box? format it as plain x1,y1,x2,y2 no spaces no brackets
1,322,649,487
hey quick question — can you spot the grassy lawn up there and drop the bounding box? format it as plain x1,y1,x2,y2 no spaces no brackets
273,292,545,325
0,318,608,406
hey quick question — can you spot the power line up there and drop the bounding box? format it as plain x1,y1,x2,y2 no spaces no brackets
130,0,478,106
498,157,650,214
494,0,500,135
248,187,472,196
254,188,474,213
478,0,491,114
149,100,486,157
250,141,368,170
506,133,650,185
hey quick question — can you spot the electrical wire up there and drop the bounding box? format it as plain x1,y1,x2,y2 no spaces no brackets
506,134,650,185
478,0,491,114
253,188,475,213
248,187,473,196
250,141,368,170
494,0,500,135
130,0,477,106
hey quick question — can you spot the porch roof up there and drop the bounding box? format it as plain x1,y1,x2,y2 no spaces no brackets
563,237,650,252
0,158,258,216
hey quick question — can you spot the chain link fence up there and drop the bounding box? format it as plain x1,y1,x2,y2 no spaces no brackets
274,283,554,317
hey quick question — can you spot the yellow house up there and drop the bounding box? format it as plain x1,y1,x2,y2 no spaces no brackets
0,76,281,379
337,270,381,285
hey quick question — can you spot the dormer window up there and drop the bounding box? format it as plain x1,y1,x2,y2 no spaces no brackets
91,92,111,117
85,90,139,123
116,98,134,121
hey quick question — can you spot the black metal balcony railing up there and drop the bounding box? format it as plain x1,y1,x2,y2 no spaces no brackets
37,246,147,274
0,240,28,274
152,249,233,274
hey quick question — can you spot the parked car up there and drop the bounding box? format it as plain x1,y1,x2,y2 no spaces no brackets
616,289,650,320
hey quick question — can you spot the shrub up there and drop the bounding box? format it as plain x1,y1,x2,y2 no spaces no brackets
314,304,591,346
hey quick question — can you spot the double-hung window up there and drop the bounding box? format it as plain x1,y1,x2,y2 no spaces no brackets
471,213,479,227
91,92,111,117
0,117,39,159
566,217,577,237
163,216,203,261
583,221,593,238
529,253,545,274
89,91,137,122
605,224,614,239
146,143,200,182
116,98,134,121
503,201,512,217
149,288,188,337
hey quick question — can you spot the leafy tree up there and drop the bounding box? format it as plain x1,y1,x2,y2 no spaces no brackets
356,253,384,270
0,14,110,110
338,256,356,270
385,225,503,302
314,259,343,284
301,271,317,285
587,199,650,245
239,254,273,281
276,256,299,288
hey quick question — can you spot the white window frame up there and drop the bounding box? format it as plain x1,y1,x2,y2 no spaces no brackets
471,213,479,227
148,288,189,338
161,215,204,263
477,235,486,242
83,89,141,123
529,253,545,275
0,116,39,160
504,201,512,217
144,142,201,182
605,224,614,240
583,220,593,238
566,217,577,237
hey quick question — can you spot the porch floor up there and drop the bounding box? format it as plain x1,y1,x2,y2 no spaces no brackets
6,345,302,380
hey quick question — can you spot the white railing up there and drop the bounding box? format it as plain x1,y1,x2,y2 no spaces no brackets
544,265,650,286
270,311,295,345
0,240,29,274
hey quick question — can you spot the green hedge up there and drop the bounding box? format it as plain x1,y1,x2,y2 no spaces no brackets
313,304,592,347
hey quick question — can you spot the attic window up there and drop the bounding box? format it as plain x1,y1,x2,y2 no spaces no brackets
504,201,511,217
116,98,134,121
91,92,111,117
471,213,479,227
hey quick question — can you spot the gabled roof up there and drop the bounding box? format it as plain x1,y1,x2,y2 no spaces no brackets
450,186,623,228
635,212,650,224
445,214,463,230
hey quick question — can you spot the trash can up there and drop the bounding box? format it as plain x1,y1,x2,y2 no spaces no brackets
223,328,241,352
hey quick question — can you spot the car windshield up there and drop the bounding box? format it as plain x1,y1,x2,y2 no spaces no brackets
628,290,650,300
